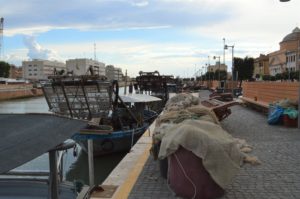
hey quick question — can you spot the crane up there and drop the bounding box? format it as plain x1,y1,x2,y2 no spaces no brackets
0,17,3,60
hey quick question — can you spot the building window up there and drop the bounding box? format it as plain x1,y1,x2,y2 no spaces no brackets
34,73,37,76
29,73,32,76
29,65,32,67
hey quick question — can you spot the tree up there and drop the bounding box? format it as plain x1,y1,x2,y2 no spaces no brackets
233,56,254,86
270,76,276,81
262,75,271,81
291,71,299,81
0,61,10,78
281,72,289,80
205,71,215,81
214,70,227,81
58,69,65,75
275,73,282,81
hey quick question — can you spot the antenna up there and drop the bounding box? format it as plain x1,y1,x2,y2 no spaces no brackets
0,18,4,60
94,43,97,61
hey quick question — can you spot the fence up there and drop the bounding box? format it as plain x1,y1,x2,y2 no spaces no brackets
242,81,299,104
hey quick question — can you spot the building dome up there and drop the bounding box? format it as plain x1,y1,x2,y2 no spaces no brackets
281,27,300,43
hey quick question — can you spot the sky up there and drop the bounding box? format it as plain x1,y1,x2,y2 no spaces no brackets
0,0,299,77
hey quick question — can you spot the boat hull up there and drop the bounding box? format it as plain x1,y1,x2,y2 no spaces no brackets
72,124,148,156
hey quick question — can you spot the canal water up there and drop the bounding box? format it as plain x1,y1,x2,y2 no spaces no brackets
0,96,126,185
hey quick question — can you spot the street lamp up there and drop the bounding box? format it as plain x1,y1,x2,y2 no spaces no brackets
223,38,226,64
225,44,235,91
213,56,221,83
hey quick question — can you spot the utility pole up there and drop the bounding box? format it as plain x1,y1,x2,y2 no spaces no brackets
94,43,97,61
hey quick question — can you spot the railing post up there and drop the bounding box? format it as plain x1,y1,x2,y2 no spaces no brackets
88,139,95,186
49,150,58,199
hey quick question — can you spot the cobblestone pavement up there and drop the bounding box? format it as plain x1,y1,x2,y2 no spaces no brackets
129,93,300,199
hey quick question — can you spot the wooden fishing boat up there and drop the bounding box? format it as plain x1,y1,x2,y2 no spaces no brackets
135,71,175,113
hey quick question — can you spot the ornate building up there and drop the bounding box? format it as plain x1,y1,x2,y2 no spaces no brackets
268,27,300,76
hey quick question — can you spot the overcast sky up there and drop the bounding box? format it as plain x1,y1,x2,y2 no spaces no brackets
0,0,299,77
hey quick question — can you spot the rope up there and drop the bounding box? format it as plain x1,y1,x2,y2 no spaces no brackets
174,153,197,199
130,128,135,150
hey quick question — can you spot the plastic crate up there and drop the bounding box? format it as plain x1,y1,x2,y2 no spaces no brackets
283,114,298,128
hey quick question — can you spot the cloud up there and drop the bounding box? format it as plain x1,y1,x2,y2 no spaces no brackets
43,39,220,77
4,50,27,66
130,0,149,7
2,0,299,39
1,0,230,36
23,36,60,61
3,0,300,76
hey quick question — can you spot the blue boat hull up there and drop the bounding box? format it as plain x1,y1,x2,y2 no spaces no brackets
72,124,149,156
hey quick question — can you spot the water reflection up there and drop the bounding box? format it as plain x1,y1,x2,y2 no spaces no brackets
66,150,126,185
0,97,49,113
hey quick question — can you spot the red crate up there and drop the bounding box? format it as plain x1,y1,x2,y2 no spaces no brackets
283,115,298,128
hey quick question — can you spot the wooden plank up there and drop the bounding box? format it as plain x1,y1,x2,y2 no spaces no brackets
241,97,269,108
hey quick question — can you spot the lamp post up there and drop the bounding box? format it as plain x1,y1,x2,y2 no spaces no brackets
225,44,235,91
202,66,205,81
213,56,221,83
223,38,226,64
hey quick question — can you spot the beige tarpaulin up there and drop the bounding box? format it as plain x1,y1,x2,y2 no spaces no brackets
153,93,258,188
157,119,245,189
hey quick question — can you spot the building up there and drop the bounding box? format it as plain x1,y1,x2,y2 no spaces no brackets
268,51,286,76
207,62,227,73
105,65,123,81
113,67,123,81
268,27,300,76
22,59,66,81
66,58,105,76
253,54,270,78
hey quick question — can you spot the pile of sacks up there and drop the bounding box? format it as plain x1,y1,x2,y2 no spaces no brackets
151,93,260,199
268,99,298,126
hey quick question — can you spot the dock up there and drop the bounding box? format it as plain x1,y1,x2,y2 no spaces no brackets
92,90,300,199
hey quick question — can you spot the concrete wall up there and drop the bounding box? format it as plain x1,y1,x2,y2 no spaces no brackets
0,84,43,101
243,81,299,103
